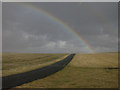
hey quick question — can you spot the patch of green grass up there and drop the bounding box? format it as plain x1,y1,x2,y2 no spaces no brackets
2,53,68,76
16,53,118,88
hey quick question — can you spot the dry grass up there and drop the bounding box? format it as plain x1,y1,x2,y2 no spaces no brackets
69,53,118,68
16,52,118,88
2,53,68,76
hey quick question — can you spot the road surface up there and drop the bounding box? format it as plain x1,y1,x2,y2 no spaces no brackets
2,54,75,89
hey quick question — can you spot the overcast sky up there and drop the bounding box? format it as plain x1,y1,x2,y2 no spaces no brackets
3,2,118,53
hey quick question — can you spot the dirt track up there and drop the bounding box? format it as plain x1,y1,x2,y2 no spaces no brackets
2,54,75,89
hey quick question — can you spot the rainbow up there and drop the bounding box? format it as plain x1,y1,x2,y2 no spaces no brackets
19,3,95,53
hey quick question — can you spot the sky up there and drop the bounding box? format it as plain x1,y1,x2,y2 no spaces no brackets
2,2,118,53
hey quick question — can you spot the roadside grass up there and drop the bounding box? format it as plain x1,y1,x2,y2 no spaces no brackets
69,53,118,68
16,53,118,88
2,53,68,76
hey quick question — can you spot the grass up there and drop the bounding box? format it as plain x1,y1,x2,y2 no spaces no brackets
69,53,118,68
15,52,118,88
2,53,68,76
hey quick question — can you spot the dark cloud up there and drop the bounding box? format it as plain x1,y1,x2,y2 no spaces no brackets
2,2,118,53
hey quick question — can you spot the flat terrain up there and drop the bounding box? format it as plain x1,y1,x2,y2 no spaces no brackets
2,53,68,76
3,54,75,89
16,53,118,88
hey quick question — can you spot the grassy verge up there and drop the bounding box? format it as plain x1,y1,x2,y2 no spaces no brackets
16,53,118,88
2,53,68,76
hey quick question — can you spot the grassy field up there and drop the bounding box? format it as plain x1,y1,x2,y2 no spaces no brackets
15,53,118,88
2,53,68,76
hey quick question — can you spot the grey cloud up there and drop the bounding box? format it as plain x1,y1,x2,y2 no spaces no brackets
2,2,118,53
